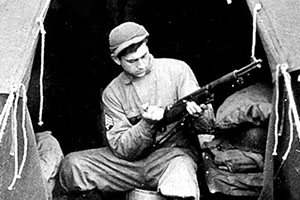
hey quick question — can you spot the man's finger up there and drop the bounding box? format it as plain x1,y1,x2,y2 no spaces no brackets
200,104,208,110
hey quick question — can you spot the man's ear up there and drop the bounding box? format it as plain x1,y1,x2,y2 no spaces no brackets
111,54,121,65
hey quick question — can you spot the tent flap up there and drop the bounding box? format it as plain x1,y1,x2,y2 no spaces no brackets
246,0,300,199
246,0,300,82
0,0,51,93
0,0,51,199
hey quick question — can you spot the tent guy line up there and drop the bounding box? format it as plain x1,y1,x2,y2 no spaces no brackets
36,16,46,126
251,3,262,62
0,83,29,190
273,63,300,179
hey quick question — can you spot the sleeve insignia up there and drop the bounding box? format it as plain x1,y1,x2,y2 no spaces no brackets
105,114,114,131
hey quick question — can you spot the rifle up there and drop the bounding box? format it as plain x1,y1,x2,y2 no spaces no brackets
153,59,263,131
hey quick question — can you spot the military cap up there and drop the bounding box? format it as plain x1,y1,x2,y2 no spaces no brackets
109,22,149,56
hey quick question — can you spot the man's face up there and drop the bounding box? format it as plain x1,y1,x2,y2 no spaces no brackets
120,42,151,78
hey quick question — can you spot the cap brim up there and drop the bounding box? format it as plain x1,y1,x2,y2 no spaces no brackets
112,35,148,57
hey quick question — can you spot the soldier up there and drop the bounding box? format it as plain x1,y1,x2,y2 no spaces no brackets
58,22,214,200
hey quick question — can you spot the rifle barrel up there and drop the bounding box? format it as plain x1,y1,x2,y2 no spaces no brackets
155,59,262,129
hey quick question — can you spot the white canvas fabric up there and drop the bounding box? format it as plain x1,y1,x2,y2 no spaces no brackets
0,0,50,93
246,0,300,81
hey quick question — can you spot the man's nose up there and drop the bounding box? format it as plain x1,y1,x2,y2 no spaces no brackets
136,58,146,69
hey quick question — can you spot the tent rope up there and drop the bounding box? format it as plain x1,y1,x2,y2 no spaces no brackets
0,84,29,190
17,84,28,179
283,97,293,161
36,17,46,126
251,3,262,61
0,86,17,143
281,64,300,155
272,65,280,155
273,63,300,177
8,85,20,190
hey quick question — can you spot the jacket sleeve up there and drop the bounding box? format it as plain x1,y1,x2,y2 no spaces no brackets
102,87,155,161
175,60,200,98
175,62,216,134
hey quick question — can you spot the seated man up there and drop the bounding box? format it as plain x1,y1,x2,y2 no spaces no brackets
58,22,214,200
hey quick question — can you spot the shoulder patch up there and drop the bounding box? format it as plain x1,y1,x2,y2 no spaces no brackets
105,114,114,131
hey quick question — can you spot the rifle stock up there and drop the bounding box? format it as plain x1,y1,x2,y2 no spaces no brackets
154,59,262,130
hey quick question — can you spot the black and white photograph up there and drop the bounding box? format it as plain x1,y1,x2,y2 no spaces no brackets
1,0,300,200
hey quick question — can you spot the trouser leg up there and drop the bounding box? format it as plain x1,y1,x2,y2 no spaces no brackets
59,146,199,199
36,131,64,199
59,147,144,192
147,148,199,200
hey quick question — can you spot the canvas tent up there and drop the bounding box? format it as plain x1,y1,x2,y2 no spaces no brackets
0,0,51,199
0,0,300,199
246,0,300,200
203,0,300,199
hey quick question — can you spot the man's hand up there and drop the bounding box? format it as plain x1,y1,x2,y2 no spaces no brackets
141,102,165,124
187,101,215,134
186,101,208,117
